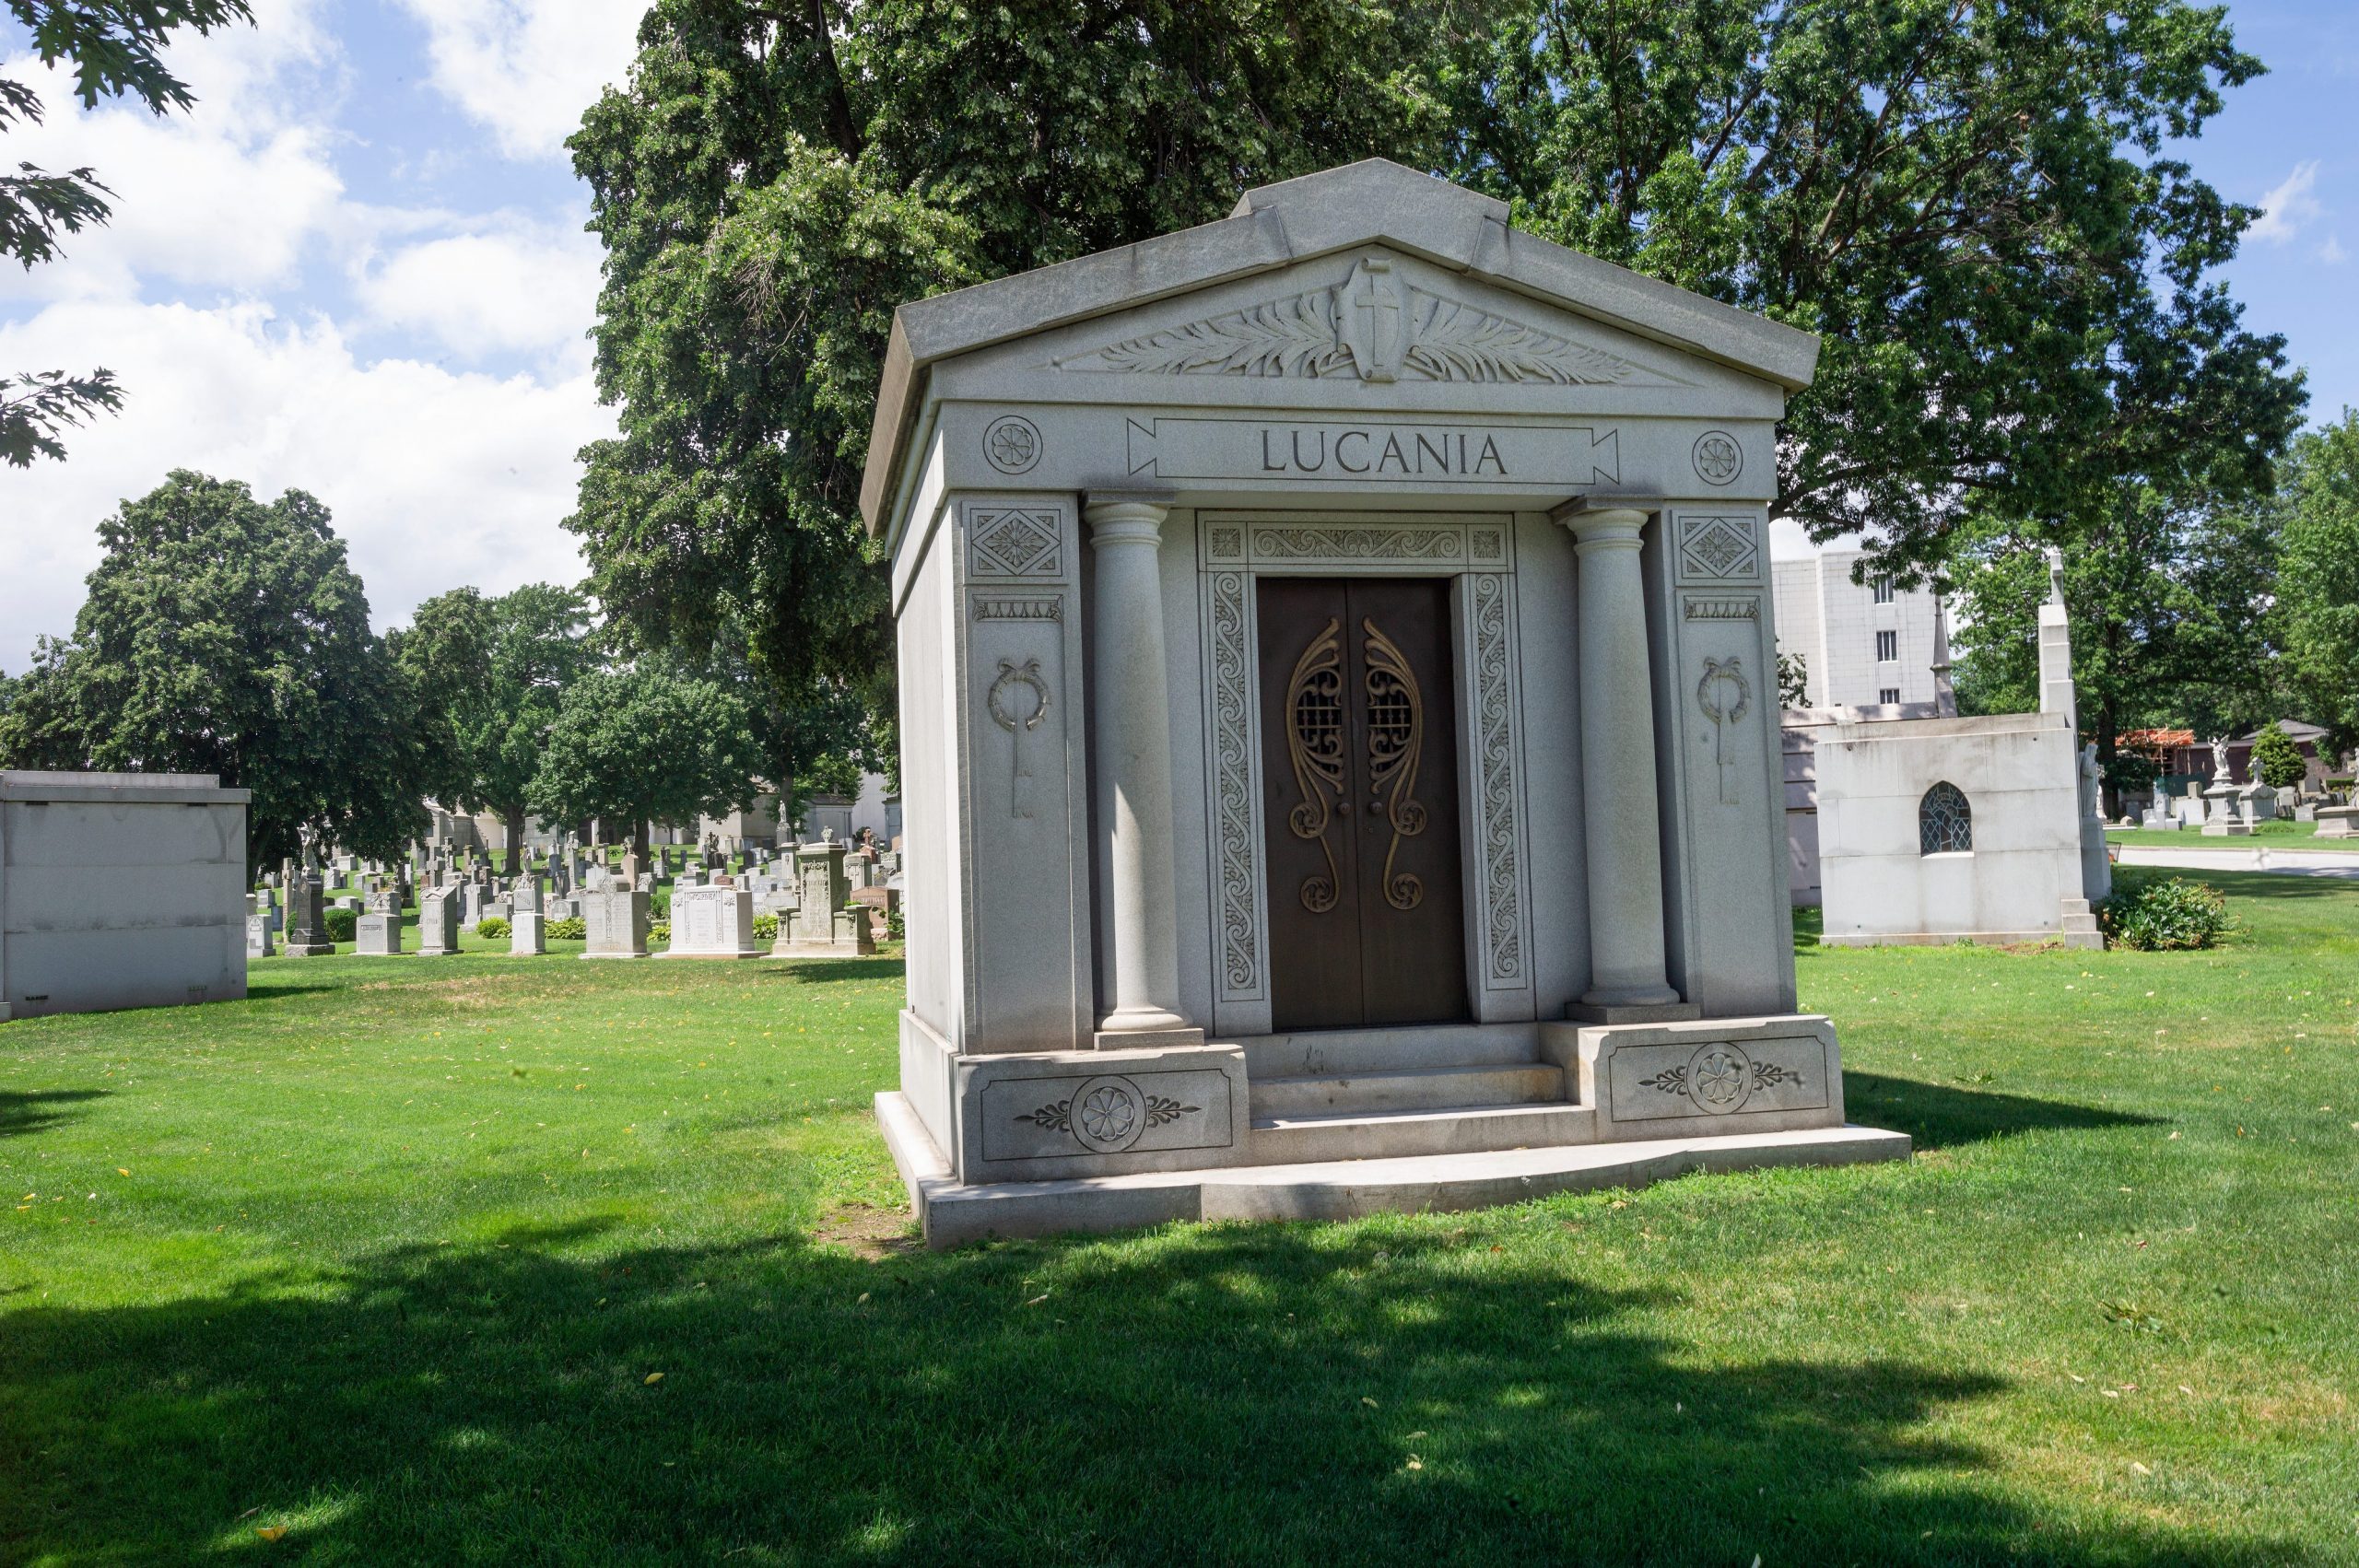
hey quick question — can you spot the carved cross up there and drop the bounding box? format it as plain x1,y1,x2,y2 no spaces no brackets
1342,259,1403,382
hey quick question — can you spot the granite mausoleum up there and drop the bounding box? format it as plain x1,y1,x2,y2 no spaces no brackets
862,161,1907,1245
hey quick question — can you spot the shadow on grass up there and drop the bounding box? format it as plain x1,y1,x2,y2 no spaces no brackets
0,1225,2291,1566
1846,1071,2163,1151
757,956,907,987
0,1089,109,1140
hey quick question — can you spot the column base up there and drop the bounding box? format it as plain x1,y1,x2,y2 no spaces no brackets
1093,1024,1208,1051
1566,999,1702,1025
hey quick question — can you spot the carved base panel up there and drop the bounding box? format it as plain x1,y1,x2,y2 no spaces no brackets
1548,1014,1845,1141
953,1043,1255,1184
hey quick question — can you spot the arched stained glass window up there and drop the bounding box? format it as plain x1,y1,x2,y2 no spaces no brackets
1919,782,1972,854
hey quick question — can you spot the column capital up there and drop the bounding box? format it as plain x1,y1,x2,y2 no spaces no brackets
1084,491,1175,544
1550,498,1658,552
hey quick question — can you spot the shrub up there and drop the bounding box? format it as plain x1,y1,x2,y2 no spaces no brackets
752,912,780,942
2101,871,2229,951
649,920,672,945
2249,721,2307,790
547,917,586,941
651,886,672,920
475,917,511,939
886,907,906,941
322,907,358,944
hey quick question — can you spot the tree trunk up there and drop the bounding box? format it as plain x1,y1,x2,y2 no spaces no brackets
503,805,526,878
632,818,651,862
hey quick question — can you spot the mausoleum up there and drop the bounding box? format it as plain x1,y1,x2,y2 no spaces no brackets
863,160,1906,1244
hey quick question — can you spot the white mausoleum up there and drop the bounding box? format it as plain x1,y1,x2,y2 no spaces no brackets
862,162,1906,1244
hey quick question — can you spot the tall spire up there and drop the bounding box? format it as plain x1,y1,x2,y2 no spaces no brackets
1931,591,1958,718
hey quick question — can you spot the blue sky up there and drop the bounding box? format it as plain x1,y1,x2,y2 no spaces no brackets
2,0,2353,665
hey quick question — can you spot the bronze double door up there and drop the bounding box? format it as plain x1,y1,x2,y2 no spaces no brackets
1259,577,1468,1032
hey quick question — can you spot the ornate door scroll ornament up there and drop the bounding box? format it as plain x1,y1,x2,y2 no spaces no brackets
1360,617,1428,911
988,658,1052,820
1283,617,1347,913
1696,657,1752,806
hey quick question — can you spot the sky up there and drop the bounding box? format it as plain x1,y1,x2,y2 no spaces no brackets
2,1,2354,663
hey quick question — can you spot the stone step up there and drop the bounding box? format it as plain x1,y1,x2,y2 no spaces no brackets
1234,1022,1540,1079
1250,1100,1598,1164
1250,1061,1566,1119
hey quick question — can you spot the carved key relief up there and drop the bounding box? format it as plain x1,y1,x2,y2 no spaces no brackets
1051,257,1690,387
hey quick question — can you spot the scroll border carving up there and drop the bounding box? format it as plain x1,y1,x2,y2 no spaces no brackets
1203,569,1267,1004
1468,572,1527,990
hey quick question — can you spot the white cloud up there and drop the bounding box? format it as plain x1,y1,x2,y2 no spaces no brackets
0,298,614,670
396,0,646,161
350,220,604,360
2321,235,2349,265
2249,160,2323,245
0,0,347,301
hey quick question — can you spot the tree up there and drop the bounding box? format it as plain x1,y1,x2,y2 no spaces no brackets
3,1,253,464
1775,651,1810,709
0,470,427,870
2248,721,2306,792
565,0,1463,731
2273,412,2359,752
1948,486,2283,814
391,583,593,875
1442,0,2301,579
524,661,758,861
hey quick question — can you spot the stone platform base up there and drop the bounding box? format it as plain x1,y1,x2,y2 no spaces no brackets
876,1091,1909,1248
283,942,336,957
1821,928,2101,950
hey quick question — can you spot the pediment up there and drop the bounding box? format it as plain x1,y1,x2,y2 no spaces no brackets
1042,257,1688,390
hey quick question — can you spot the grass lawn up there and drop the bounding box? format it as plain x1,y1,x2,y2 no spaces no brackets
2107,819,2359,852
4,877,2355,1565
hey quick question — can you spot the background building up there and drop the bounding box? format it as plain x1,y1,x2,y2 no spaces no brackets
1772,544,1943,713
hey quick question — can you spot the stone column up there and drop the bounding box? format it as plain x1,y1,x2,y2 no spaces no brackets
1085,494,1198,1043
1557,504,1689,1017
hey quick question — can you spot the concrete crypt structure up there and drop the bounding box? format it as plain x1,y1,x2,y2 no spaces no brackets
862,161,1907,1245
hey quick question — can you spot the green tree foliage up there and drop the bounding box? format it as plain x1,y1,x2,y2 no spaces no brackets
524,661,759,860
2248,720,2306,792
0,470,427,869
1775,650,1809,709
1442,0,2301,576
2272,412,2359,750
1948,488,2283,813
565,0,1462,718
391,584,593,875
2,1,253,464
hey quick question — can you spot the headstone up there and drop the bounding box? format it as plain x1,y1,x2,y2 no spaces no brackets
283,874,334,956
511,878,546,955
2314,805,2359,840
246,914,275,958
581,884,651,959
663,878,761,959
356,905,404,956
417,886,461,956
772,834,874,958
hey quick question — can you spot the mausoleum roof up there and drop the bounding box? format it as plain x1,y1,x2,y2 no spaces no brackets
859,158,1821,531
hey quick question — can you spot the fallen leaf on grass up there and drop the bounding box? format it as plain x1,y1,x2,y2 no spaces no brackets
116,1168,130,1176
2131,1462,2152,1476
643,1372,664,1386
1024,1294,1049,1307
1362,1397,1379,1408
1405,1457,1423,1471
256,1527,288,1541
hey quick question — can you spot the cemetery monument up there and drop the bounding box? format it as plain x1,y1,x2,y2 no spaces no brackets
856,159,1906,1245
0,770,251,1019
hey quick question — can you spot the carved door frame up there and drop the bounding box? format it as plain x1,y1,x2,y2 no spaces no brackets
1197,510,1537,1036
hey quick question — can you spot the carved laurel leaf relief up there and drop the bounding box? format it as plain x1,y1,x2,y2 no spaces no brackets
1053,275,1684,386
